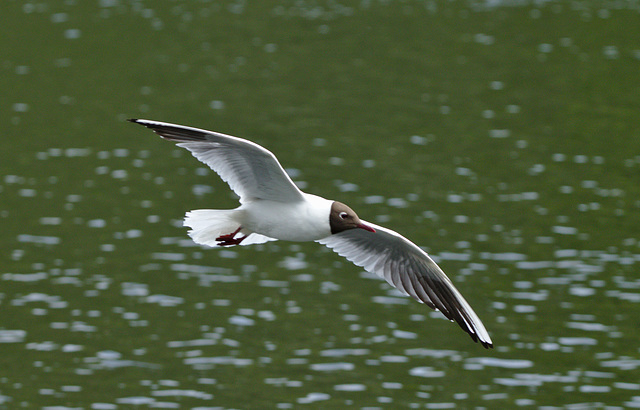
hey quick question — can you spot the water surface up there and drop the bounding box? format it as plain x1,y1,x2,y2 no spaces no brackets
2,1,640,408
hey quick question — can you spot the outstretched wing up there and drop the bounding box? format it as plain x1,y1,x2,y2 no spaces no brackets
130,119,305,204
318,221,493,348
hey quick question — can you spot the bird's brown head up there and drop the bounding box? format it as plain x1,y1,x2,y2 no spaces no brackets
329,202,376,234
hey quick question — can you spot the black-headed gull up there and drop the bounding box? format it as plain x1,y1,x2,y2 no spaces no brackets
130,119,493,348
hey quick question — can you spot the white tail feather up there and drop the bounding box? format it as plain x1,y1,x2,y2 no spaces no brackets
184,209,240,247
183,209,276,247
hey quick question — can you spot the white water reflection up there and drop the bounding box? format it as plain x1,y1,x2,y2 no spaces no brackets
409,367,446,378
0,330,27,343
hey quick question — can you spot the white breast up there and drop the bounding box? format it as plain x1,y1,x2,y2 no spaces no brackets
240,194,333,242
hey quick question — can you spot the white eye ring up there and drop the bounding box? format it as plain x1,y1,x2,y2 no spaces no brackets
339,212,348,219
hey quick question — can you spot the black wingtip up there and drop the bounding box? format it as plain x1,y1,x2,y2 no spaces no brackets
127,119,212,142
469,330,493,349
475,335,494,349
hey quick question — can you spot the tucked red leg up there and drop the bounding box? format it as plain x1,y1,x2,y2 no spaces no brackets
215,227,246,246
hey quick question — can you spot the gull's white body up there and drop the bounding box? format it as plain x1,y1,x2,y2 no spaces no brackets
131,118,494,349
240,194,333,241
185,193,333,246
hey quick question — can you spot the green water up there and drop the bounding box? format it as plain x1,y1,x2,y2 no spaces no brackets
2,1,640,408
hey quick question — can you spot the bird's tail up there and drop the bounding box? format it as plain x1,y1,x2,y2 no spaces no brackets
184,209,241,247
183,209,276,247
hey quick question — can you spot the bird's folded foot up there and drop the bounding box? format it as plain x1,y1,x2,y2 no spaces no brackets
216,227,246,246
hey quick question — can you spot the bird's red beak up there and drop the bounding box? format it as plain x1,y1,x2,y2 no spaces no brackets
357,223,376,233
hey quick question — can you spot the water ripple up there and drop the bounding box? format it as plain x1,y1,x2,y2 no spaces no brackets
465,357,534,369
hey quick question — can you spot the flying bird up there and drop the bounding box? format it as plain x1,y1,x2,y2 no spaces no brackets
130,119,493,348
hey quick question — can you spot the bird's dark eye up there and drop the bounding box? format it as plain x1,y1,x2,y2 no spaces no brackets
339,212,348,219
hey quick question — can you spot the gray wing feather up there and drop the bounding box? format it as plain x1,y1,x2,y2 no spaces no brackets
318,221,493,348
130,119,304,203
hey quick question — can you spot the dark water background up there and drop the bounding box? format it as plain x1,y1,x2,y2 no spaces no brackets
2,1,640,408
